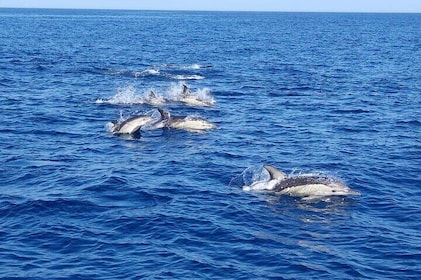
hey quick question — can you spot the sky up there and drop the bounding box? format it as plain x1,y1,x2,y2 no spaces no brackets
1,0,421,13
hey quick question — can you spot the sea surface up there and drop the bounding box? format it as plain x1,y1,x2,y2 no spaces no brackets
0,8,420,279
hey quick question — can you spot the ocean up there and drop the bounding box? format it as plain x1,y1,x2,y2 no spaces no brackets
0,8,420,279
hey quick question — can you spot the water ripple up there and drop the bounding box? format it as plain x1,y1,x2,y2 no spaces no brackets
0,9,420,279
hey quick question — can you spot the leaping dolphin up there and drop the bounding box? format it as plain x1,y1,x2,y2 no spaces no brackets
243,165,360,199
110,110,166,135
159,109,217,132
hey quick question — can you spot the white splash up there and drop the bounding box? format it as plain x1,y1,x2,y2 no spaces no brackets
97,85,144,105
166,63,209,70
96,82,215,107
96,85,148,105
188,63,202,70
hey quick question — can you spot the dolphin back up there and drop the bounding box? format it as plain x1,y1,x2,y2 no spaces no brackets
272,176,325,192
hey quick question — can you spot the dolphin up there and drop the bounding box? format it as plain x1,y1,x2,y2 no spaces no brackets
180,96,215,107
178,84,215,107
181,84,190,98
144,90,167,106
159,109,217,131
168,116,217,131
111,110,166,135
244,165,360,199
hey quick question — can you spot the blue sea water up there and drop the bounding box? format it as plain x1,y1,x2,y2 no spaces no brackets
0,8,420,279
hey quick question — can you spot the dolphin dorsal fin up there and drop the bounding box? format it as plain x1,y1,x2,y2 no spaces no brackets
157,108,165,118
263,165,287,180
157,108,170,119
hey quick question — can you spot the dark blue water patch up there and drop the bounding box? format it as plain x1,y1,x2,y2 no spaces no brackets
0,198,107,222
1,9,421,279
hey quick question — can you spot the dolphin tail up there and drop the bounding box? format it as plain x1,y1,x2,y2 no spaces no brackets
156,108,171,128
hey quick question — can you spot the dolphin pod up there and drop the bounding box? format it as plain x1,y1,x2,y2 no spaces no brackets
107,79,360,200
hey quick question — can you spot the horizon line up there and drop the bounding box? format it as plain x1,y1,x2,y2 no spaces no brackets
1,6,421,14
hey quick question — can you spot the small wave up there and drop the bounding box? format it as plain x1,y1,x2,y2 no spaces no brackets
170,74,205,80
106,68,161,79
396,119,420,126
332,108,371,114
134,69,160,78
106,64,210,79
106,69,132,76
162,63,211,70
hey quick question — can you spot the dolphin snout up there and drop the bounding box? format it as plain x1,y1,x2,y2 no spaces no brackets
349,190,361,195
346,189,360,196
